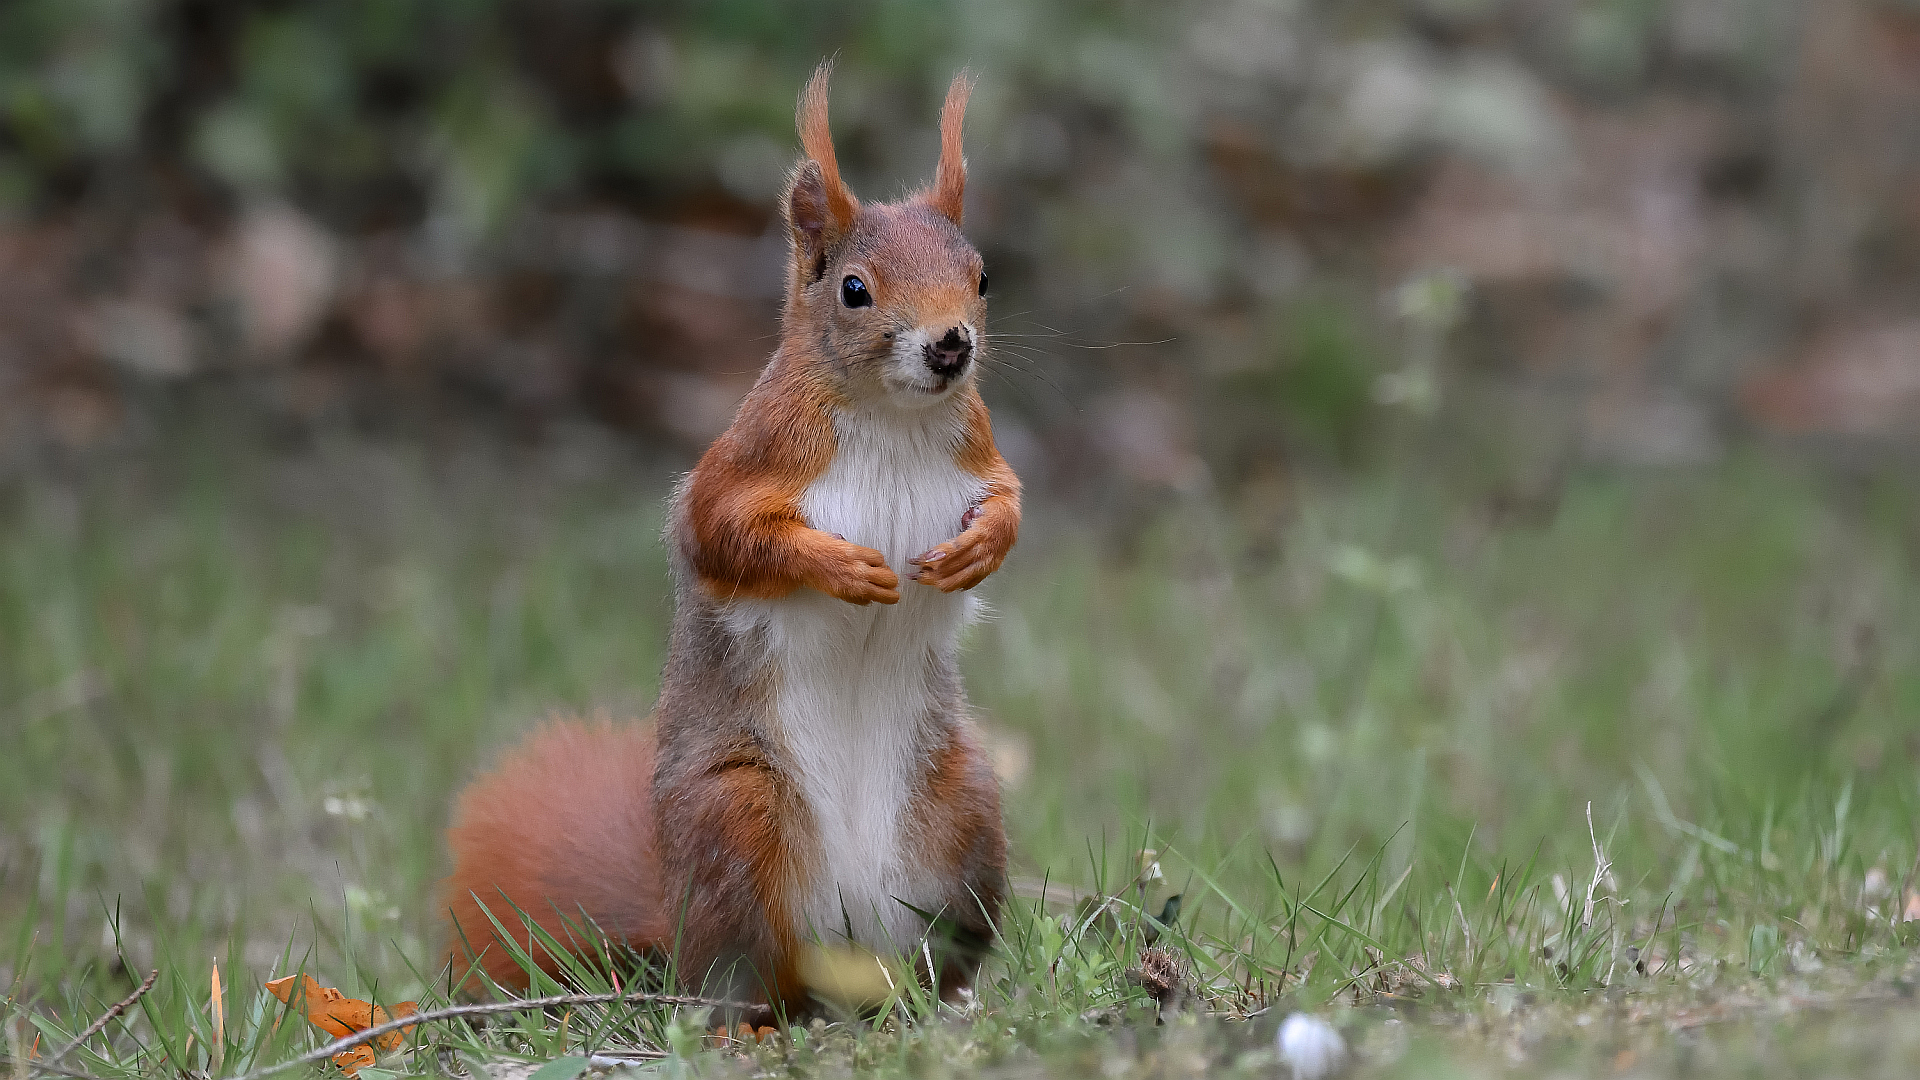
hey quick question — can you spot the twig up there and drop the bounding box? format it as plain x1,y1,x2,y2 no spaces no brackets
4,1057,108,1080
32,969,158,1075
587,1052,667,1066
224,989,750,1080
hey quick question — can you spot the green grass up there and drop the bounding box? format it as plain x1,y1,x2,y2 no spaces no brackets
6,424,1920,1078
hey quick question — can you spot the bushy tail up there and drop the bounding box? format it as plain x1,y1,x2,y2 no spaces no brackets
442,717,666,994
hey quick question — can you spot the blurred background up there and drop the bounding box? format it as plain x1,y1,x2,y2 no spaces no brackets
6,0,1920,1001
5,0,1920,477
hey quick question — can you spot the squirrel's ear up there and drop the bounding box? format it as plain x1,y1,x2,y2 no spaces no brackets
785,161,845,282
789,60,858,281
924,70,972,226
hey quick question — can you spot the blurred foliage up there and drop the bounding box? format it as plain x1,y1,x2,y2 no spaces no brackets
0,0,1024,233
4,0,1920,482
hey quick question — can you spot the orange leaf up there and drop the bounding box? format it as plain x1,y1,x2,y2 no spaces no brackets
368,1001,420,1053
331,1046,377,1077
265,974,419,1054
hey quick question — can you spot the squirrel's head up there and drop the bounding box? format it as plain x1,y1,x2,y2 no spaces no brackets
780,61,987,410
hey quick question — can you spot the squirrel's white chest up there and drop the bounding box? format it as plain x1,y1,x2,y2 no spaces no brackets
727,408,984,952
798,409,983,572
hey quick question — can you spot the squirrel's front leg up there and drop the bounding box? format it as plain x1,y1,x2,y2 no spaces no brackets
784,525,901,604
915,397,1023,592
912,490,1019,592
682,479,900,605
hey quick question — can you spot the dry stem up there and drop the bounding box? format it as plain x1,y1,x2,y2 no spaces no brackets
31,969,158,1077
224,989,749,1080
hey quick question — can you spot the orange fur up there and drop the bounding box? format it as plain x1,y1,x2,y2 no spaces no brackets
796,61,858,233
925,71,973,225
914,395,1021,592
676,363,900,605
654,754,809,1008
904,725,1007,996
443,718,666,993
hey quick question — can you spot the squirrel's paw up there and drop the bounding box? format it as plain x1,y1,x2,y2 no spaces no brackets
911,514,1010,592
705,1022,780,1048
815,538,900,605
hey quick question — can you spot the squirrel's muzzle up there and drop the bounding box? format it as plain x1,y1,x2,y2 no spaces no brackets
924,326,973,380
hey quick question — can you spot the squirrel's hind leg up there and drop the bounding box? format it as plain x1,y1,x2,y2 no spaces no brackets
656,759,814,1021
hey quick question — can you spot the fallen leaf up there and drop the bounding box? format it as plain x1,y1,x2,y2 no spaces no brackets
264,973,418,1076
331,1046,377,1076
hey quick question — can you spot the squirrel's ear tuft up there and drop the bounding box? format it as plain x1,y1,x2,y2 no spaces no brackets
925,69,973,226
789,60,858,283
793,60,858,237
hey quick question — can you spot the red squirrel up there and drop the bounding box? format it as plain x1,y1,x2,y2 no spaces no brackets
442,62,1018,1022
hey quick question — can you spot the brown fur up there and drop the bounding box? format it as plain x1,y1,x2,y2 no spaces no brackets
443,718,667,993
904,723,1008,996
442,62,1014,1020
652,745,809,1007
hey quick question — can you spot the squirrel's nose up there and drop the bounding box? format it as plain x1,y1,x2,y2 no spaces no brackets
924,326,973,379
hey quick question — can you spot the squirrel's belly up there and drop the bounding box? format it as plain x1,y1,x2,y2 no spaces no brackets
756,588,969,953
726,417,986,953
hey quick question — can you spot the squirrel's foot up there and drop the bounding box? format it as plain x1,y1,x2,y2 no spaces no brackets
704,1022,780,1048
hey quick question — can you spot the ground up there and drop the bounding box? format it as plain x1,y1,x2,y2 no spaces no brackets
5,419,1920,1078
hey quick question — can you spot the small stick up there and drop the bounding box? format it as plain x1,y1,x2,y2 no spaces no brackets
5,1057,107,1080
32,969,158,1075
224,989,751,1080
587,1052,666,1066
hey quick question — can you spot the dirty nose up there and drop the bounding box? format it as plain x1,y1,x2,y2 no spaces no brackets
924,327,972,380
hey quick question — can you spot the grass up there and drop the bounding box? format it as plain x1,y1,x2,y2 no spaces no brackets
5,418,1920,1078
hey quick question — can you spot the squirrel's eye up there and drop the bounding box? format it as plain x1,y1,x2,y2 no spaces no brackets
978,273,989,296
840,275,872,308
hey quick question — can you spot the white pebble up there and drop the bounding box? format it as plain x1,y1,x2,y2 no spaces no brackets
1277,1012,1349,1080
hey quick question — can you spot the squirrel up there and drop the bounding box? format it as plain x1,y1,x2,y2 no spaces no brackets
441,61,1019,1025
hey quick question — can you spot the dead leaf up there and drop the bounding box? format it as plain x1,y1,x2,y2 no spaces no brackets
264,973,418,1075
331,1046,377,1075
